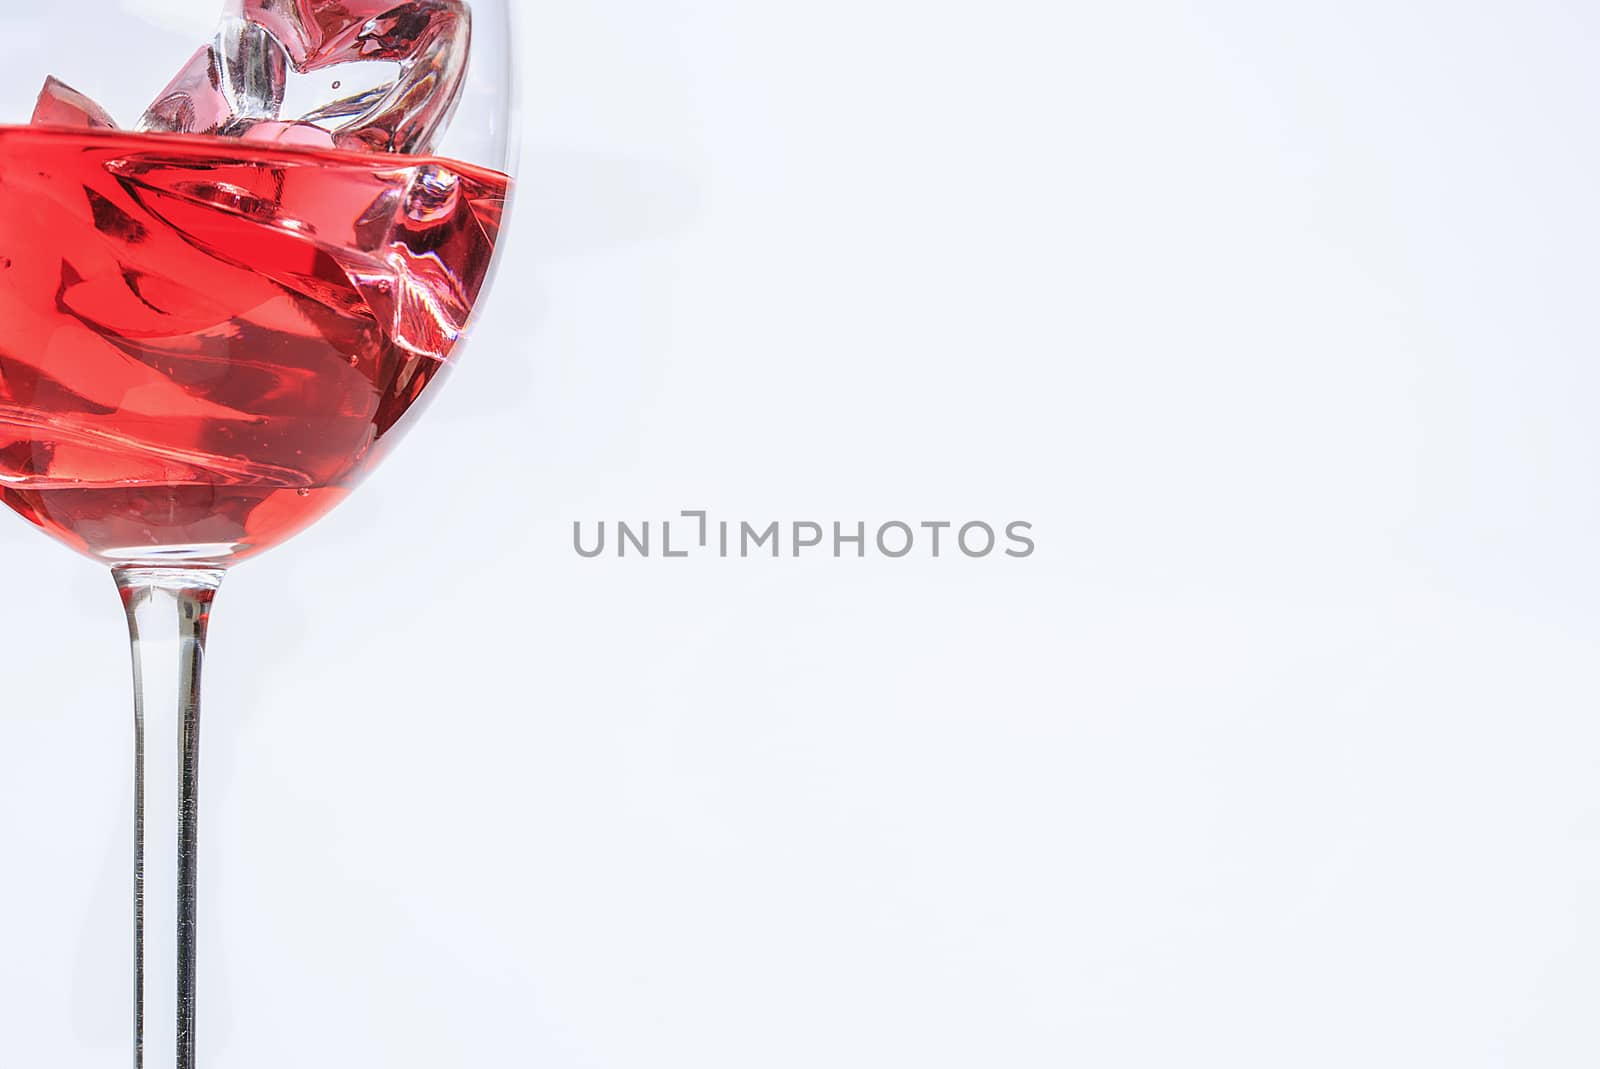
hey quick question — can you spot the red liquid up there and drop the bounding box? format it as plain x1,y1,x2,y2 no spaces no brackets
0,125,508,563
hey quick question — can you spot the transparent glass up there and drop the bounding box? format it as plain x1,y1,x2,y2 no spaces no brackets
0,3,518,1065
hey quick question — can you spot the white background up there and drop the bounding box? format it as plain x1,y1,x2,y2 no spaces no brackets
5,1,1600,1065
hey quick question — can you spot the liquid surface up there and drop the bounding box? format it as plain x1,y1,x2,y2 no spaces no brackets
0,125,508,563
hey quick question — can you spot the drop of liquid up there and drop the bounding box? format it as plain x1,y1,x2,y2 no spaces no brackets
296,488,311,498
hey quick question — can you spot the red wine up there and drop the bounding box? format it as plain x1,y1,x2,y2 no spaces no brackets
0,125,508,563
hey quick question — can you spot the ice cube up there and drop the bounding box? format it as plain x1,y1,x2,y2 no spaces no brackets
140,45,233,135
242,0,461,70
32,77,118,130
238,120,336,150
322,4,472,156
216,14,291,123
249,0,472,155
142,16,288,136
139,0,471,155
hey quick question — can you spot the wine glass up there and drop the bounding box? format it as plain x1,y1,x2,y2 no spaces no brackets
0,2,517,1065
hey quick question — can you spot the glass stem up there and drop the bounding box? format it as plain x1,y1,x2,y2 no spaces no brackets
116,566,224,1069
